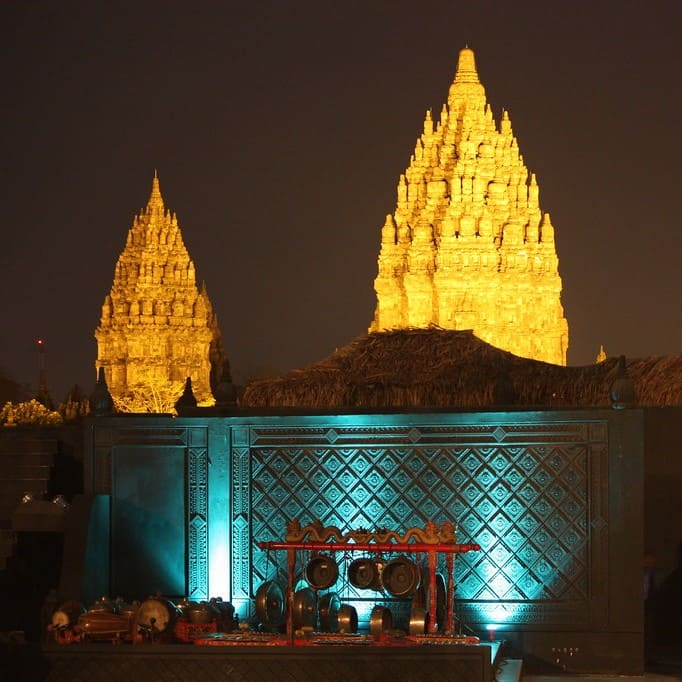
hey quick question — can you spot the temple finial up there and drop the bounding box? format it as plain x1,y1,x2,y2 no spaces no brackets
146,171,164,214
454,46,479,84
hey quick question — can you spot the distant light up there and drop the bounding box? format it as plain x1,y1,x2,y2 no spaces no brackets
52,494,69,509
21,493,36,504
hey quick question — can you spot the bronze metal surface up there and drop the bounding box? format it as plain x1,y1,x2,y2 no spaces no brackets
336,604,358,634
369,605,393,636
317,592,341,632
255,580,286,630
134,597,177,633
292,587,317,629
408,606,428,636
348,557,383,591
381,556,421,597
304,555,339,590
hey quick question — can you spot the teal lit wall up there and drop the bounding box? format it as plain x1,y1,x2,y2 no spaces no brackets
84,408,644,672
111,445,186,597
229,413,625,633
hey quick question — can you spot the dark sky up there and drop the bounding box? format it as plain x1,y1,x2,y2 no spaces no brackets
2,0,681,402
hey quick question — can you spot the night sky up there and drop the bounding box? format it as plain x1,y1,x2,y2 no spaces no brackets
2,0,681,402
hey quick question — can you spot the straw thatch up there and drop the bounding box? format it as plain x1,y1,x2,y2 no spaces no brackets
241,328,682,409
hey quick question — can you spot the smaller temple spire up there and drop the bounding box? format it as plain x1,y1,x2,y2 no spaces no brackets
175,377,198,412
423,109,434,136
213,363,238,408
89,366,115,416
381,214,397,245
540,213,555,244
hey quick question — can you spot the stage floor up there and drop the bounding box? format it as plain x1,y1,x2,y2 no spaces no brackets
33,638,502,682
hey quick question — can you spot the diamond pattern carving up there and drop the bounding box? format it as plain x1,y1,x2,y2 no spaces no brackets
248,435,594,616
492,427,506,442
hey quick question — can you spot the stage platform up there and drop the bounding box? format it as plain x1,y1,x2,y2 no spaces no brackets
11,639,682,681
28,638,504,682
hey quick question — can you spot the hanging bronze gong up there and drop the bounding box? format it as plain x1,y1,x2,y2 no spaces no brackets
304,555,339,590
293,587,318,629
348,557,383,591
255,580,286,630
381,556,421,597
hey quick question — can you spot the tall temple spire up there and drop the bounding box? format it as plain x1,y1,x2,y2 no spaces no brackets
371,47,569,366
95,175,225,410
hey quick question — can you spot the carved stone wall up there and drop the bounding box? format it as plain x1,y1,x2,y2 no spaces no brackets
85,409,643,672
237,418,607,628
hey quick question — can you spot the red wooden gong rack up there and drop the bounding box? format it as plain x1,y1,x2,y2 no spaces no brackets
257,519,480,642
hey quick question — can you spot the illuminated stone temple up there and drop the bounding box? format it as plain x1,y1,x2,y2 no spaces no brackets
370,47,569,365
95,174,224,408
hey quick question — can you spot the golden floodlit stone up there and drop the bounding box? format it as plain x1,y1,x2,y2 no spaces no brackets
370,47,569,365
95,174,224,409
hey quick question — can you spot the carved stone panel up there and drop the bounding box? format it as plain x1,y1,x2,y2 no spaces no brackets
240,419,606,627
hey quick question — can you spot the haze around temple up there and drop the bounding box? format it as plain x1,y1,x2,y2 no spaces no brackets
2,1,681,402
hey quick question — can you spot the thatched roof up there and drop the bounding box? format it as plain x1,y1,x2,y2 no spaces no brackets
241,329,682,409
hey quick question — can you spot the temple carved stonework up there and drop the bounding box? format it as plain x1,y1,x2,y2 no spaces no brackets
95,175,224,407
370,47,569,365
